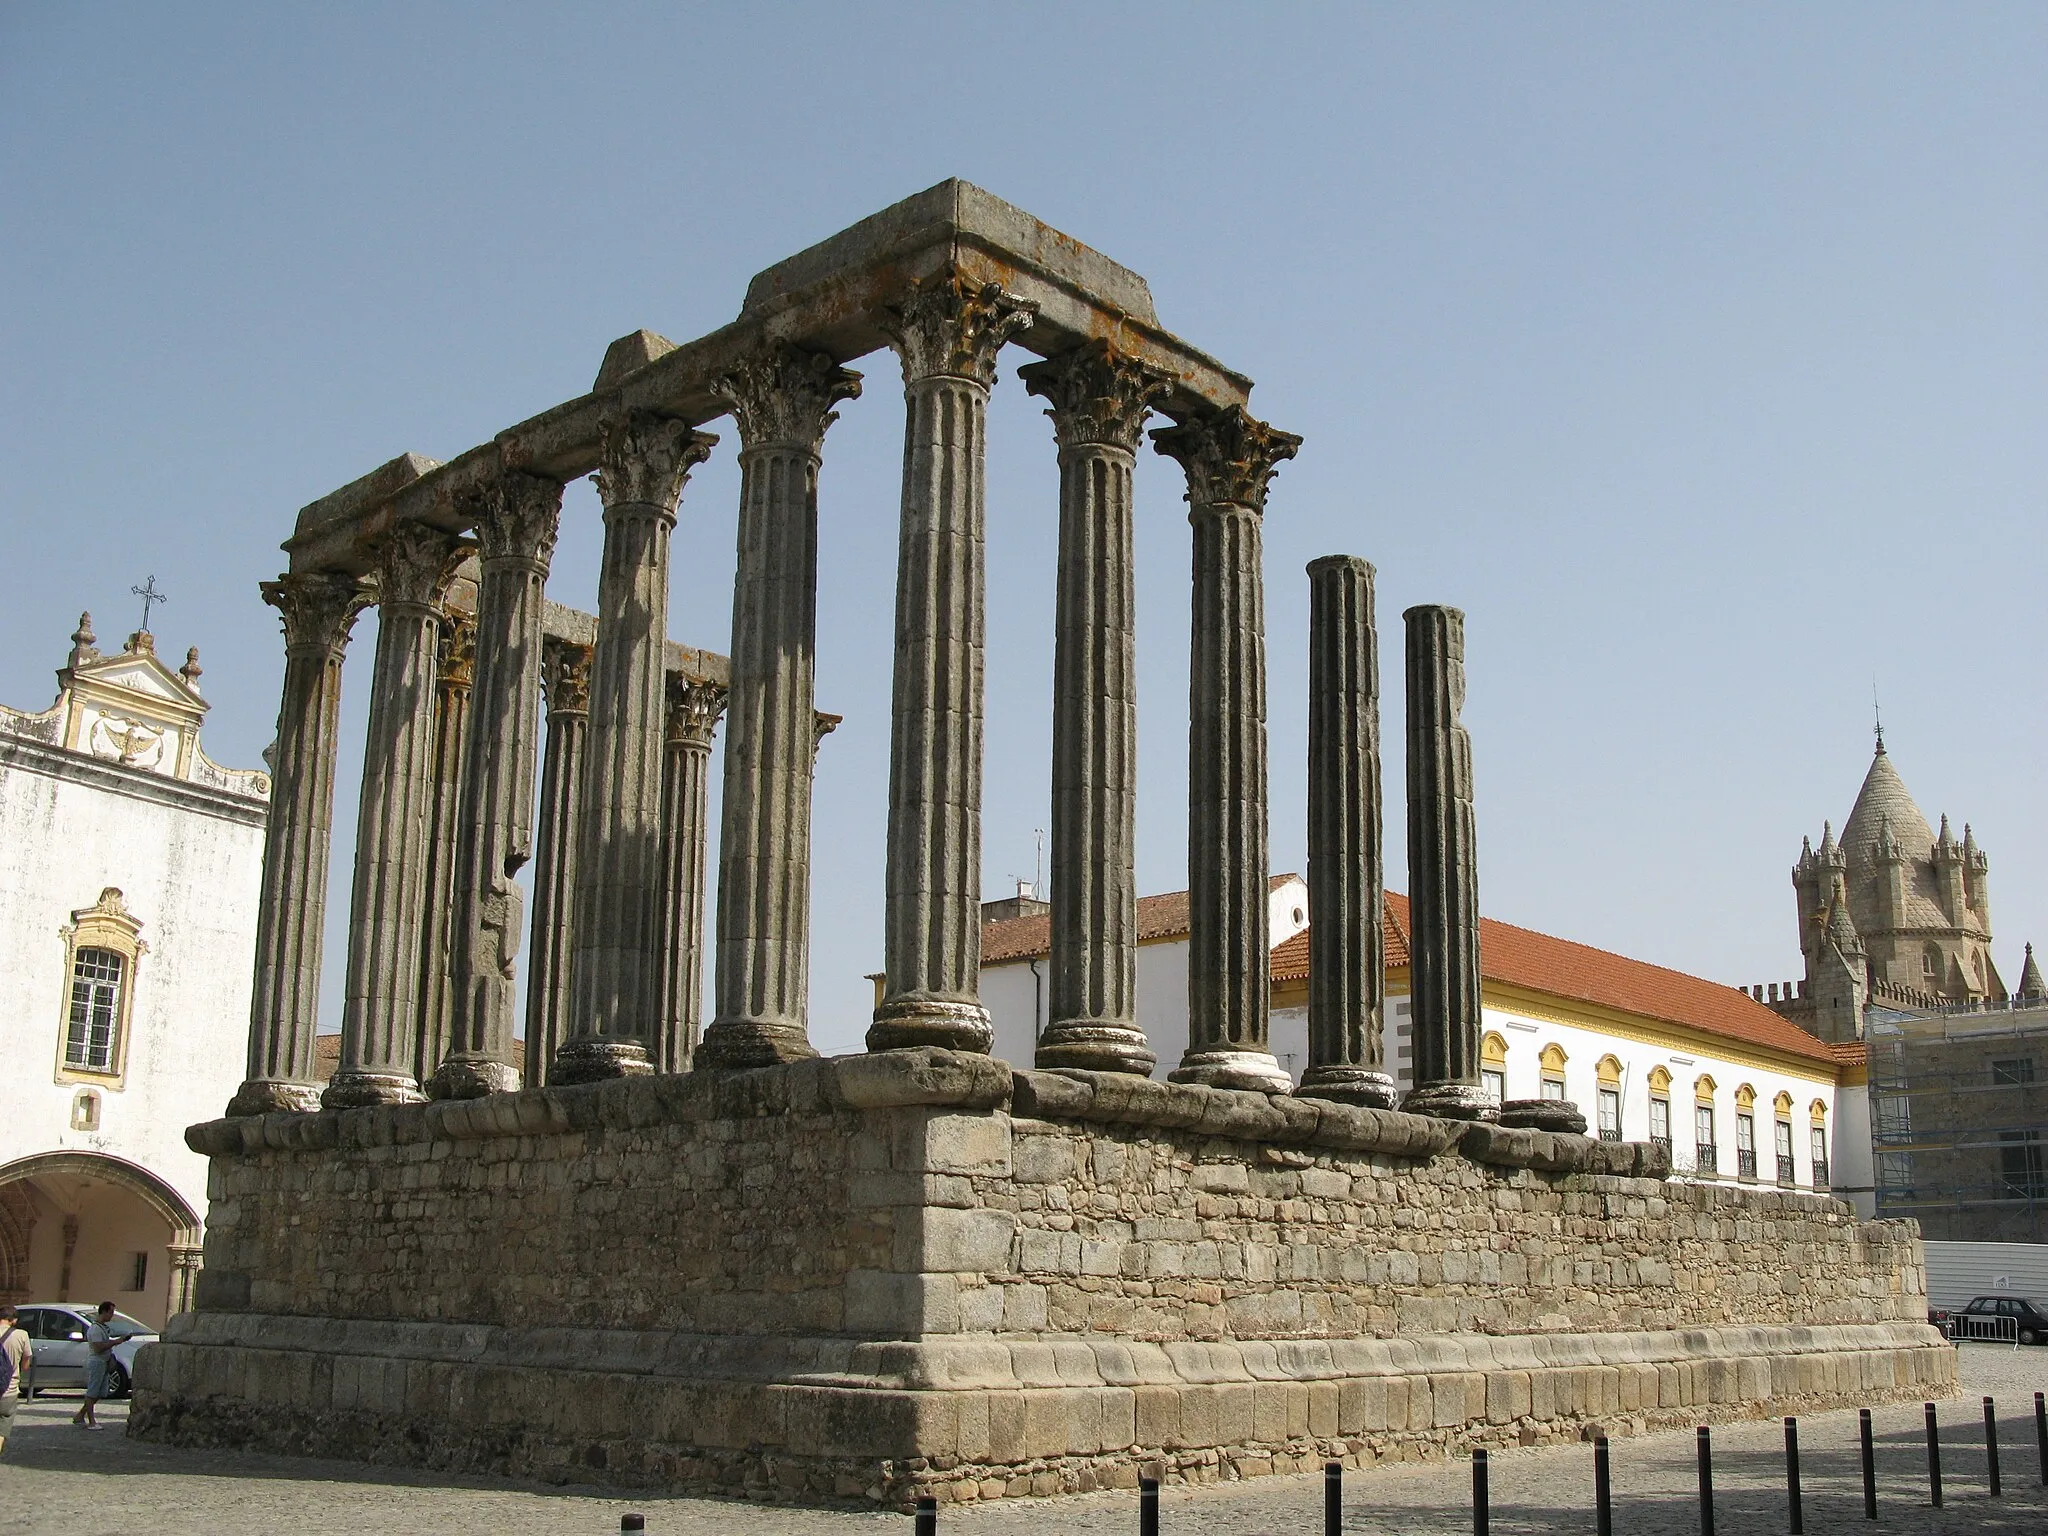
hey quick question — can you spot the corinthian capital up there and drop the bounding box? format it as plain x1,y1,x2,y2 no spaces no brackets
542,639,592,717
261,570,373,657
880,275,1037,389
594,411,719,515
711,342,863,454
665,675,728,749
460,472,564,568
437,612,477,689
1018,341,1173,454
1151,406,1302,515
372,521,474,612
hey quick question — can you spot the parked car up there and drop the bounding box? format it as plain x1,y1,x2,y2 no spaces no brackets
12,1304,157,1398
1942,1295,2048,1346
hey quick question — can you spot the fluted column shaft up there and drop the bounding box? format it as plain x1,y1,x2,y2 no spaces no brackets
326,526,467,1108
870,276,1035,1054
1401,603,1492,1120
524,638,590,1088
698,343,862,1069
656,677,726,1074
554,414,717,1085
229,572,369,1115
414,612,473,1086
429,471,563,1099
1298,556,1396,1107
1020,343,1171,1075
1156,409,1301,1093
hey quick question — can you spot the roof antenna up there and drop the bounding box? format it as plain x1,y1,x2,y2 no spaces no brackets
1872,680,1884,755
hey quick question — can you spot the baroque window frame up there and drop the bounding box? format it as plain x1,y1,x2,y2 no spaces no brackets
54,887,147,1091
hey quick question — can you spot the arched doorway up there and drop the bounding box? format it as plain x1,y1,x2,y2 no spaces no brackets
0,1152,202,1330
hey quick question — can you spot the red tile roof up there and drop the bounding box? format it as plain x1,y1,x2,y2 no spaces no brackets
981,875,1299,966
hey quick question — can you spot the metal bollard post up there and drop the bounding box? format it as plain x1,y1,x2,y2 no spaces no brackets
914,1496,937,1536
1784,1416,1803,1535
1593,1434,1613,1536
1472,1449,1489,1536
622,1517,645,1534
1696,1425,1715,1536
2037,1391,2047,1486
1139,1476,1159,1536
1324,1461,1342,1536
1924,1401,1943,1507
1984,1396,2001,1497
1859,1407,1877,1520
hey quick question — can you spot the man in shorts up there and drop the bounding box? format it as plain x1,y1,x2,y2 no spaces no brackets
73,1301,132,1429
0,1304,30,1455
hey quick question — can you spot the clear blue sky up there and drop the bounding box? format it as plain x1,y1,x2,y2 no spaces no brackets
4,4,2041,1053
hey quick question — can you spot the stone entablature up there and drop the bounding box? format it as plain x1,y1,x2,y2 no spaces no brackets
134,1048,1950,1504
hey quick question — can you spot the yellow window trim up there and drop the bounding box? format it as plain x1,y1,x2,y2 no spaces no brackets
54,887,147,1092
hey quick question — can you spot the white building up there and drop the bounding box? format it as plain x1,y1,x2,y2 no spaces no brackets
0,615,269,1327
980,875,1852,1202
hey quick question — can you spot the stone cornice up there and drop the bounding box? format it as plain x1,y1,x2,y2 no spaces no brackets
1,735,268,825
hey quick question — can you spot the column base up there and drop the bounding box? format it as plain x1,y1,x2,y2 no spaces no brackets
1499,1098,1588,1135
1296,1067,1398,1108
549,1036,656,1086
425,1054,522,1100
694,1018,819,1071
867,996,993,1055
1169,1048,1293,1094
1401,1081,1500,1122
320,1071,426,1110
1034,1019,1156,1076
225,1078,323,1117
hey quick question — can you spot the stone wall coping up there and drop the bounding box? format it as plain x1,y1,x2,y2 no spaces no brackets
158,1311,1944,1393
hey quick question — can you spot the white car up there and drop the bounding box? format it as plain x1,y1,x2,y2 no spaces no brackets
12,1304,157,1399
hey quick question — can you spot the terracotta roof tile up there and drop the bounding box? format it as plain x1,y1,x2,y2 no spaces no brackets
982,875,1298,966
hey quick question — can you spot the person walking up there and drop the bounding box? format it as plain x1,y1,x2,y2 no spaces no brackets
72,1301,132,1429
0,1304,30,1456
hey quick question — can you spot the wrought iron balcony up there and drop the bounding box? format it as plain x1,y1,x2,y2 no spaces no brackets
1694,1143,1718,1175
1777,1155,1796,1186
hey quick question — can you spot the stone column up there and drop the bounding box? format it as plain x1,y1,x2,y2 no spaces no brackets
428,471,563,1099
414,611,474,1086
166,1244,204,1316
868,276,1036,1055
655,676,726,1074
325,524,468,1108
1019,342,1171,1075
523,638,590,1089
1154,408,1301,1093
1297,556,1397,1108
552,414,718,1085
696,342,862,1070
228,570,370,1116
1401,604,1493,1120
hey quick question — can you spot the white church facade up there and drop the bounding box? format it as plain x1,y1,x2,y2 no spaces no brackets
0,614,269,1328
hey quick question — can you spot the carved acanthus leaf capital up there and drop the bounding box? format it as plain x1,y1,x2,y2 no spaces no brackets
261,571,373,657
437,613,477,690
880,275,1037,389
711,342,863,454
460,472,564,568
1151,406,1302,514
1018,341,1174,453
594,411,719,515
665,676,728,748
541,639,592,717
372,521,475,612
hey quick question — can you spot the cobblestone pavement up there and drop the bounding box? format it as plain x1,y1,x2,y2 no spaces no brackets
1,1346,2043,1536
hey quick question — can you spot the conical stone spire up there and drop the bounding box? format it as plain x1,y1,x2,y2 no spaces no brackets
2018,944,2046,1005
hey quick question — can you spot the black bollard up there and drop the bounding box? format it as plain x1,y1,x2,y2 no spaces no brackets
1472,1449,1489,1536
1696,1425,1715,1536
1784,1416,1803,1535
1859,1407,1877,1520
1984,1396,2001,1497
914,1496,938,1536
2037,1391,2048,1486
1924,1401,1943,1507
1324,1461,1342,1536
1593,1435,1613,1536
1139,1476,1159,1536
622,1518,645,1535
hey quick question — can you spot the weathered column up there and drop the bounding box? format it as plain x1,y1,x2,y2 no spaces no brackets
868,275,1036,1055
325,524,468,1108
552,413,718,1085
428,471,563,1099
166,1244,204,1316
697,342,861,1070
227,570,370,1116
1019,341,1171,1074
1401,604,1493,1120
523,637,590,1088
1297,556,1397,1107
654,676,726,1074
1155,407,1301,1093
413,610,474,1086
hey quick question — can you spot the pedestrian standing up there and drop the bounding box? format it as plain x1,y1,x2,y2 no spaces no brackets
72,1301,132,1429
0,1304,30,1456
